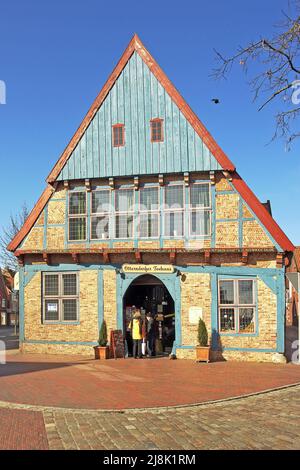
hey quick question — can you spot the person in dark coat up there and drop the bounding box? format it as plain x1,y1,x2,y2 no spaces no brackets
145,312,156,357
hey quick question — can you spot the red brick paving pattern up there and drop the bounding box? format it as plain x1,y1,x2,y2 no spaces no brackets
44,385,300,450
1,353,300,409
0,409,48,450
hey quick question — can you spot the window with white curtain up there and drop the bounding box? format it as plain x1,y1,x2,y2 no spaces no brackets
139,186,159,238
91,190,111,239
66,181,213,242
115,189,134,238
189,183,211,237
68,192,87,241
164,184,184,237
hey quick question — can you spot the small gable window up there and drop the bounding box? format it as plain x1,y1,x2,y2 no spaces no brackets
150,118,163,142
112,124,125,147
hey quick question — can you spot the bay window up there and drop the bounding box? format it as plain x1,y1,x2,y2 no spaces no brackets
218,279,256,334
66,180,213,242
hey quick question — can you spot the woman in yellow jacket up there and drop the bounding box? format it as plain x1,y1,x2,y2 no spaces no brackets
129,310,143,359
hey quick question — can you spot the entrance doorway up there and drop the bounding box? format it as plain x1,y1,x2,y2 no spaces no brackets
123,274,175,357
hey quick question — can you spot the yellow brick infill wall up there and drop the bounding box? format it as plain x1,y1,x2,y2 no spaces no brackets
214,174,275,250
216,193,239,219
47,200,65,225
103,269,117,334
243,220,274,248
22,269,99,355
22,227,44,250
177,273,211,359
215,222,239,248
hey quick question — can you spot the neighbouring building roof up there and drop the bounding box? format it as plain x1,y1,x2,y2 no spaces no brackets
262,200,272,216
294,247,300,271
0,271,10,302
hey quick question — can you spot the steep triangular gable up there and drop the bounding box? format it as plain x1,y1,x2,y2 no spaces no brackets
56,51,222,180
8,34,294,253
47,34,235,182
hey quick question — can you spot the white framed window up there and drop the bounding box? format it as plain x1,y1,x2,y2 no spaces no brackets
68,191,87,241
189,182,211,237
139,186,159,238
218,279,256,334
164,184,184,237
115,188,134,238
91,190,111,240
43,272,79,323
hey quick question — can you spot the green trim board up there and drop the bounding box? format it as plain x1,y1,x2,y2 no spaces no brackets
24,263,284,277
23,339,98,346
176,345,277,353
97,269,104,333
19,267,25,342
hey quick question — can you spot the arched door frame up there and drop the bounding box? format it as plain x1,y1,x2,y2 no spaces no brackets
116,272,182,347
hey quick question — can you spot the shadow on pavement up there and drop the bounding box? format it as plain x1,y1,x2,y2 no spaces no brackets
285,326,299,362
0,360,87,378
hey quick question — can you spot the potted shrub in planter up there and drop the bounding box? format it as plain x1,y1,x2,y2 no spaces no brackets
94,320,109,359
196,318,210,363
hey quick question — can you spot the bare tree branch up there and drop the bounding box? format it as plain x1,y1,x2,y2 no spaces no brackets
262,38,300,74
0,203,29,273
258,82,294,111
212,1,300,147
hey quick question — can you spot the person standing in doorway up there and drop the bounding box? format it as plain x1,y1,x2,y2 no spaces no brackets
146,312,156,357
129,310,143,359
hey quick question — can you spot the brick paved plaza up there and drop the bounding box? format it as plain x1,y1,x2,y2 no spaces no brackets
2,351,300,409
1,329,300,449
0,385,299,450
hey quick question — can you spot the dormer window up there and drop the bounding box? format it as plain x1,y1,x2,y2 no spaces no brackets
112,124,125,147
150,118,163,142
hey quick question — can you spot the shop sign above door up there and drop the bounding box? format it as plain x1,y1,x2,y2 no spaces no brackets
122,264,174,274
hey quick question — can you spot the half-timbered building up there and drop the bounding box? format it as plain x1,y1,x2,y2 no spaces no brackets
8,35,295,362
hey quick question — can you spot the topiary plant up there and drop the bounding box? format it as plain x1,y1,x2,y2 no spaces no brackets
197,318,208,347
98,320,108,347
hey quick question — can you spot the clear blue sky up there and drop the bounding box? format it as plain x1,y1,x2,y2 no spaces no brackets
0,0,299,245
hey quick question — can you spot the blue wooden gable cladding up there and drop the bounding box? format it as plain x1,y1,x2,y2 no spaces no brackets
57,52,222,181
